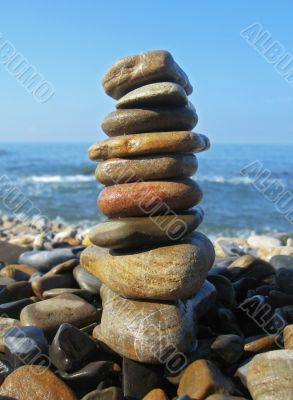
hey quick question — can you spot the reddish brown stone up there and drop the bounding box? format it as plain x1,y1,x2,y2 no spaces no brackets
98,178,202,218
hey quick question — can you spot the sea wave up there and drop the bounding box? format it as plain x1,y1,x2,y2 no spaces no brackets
26,175,95,183
196,175,279,185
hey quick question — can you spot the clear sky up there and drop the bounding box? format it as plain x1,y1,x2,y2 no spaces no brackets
0,0,292,144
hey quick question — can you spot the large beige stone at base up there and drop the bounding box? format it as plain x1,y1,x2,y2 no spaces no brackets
81,232,215,300
102,50,192,99
93,285,199,363
0,365,76,399
88,131,210,160
247,350,293,400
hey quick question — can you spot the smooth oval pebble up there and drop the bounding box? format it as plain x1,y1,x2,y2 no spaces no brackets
102,50,192,99
18,248,79,272
247,350,293,400
0,365,76,399
283,325,293,349
20,293,98,337
73,265,102,294
95,153,197,185
88,207,204,249
93,285,199,363
98,178,202,218
88,131,210,160
116,82,188,109
81,232,215,300
102,104,197,136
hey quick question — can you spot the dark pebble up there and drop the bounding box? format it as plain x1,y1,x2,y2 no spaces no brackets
49,323,98,372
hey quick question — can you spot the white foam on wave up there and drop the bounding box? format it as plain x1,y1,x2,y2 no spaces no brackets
27,175,95,183
197,175,269,185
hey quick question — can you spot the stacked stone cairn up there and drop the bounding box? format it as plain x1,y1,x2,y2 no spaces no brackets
81,50,216,364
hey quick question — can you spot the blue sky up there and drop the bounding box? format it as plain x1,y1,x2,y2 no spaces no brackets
0,0,292,144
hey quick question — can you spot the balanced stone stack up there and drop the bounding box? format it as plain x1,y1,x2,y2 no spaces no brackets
81,50,215,363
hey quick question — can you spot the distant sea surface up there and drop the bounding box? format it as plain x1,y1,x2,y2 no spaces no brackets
1,142,293,238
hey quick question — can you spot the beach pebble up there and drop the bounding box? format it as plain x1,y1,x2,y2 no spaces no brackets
227,255,275,281
102,104,197,137
4,326,49,368
244,335,278,354
19,248,79,272
211,335,244,363
54,227,78,243
42,287,94,301
20,293,98,337
276,267,293,294
0,240,28,264
0,276,17,289
257,245,293,261
214,237,248,258
95,153,198,185
98,179,202,218
81,232,214,301
0,365,76,399
0,281,33,303
82,387,123,400
0,317,21,352
247,235,282,249
88,208,203,249
73,265,101,294
93,285,198,363
0,298,34,319
142,389,169,400
56,361,120,391
283,324,293,349
0,264,37,281
102,50,192,99
49,323,97,372
123,358,164,399
88,131,210,160
205,396,247,400
269,255,293,269
267,289,293,307
0,359,12,385
207,274,235,308
177,359,235,399
116,81,188,108
247,350,293,400
31,273,76,298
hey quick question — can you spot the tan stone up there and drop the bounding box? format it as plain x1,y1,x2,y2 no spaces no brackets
93,285,198,363
244,335,278,353
177,359,234,398
0,365,76,399
98,178,202,218
95,153,197,185
283,325,293,349
102,50,192,99
81,232,214,300
247,350,293,399
102,104,197,136
116,82,188,109
20,293,98,337
142,388,169,400
88,131,210,160
0,264,37,280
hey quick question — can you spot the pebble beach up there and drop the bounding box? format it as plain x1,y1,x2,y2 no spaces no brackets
0,49,293,400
